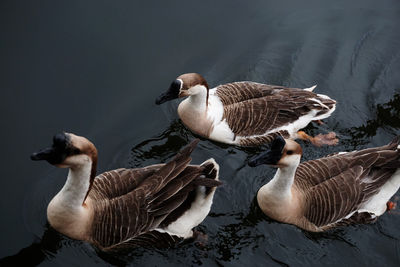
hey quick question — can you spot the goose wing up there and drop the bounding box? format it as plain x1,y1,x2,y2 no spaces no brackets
215,82,283,105
302,165,397,228
90,165,162,200
294,138,400,190
299,139,400,228
294,156,355,190
303,166,367,228
215,82,335,137
88,140,220,250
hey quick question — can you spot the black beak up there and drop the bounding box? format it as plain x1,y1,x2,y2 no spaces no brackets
31,147,55,161
248,136,286,167
248,150,280,167
30,132,70,165
155,79,181,105
155,90,177,105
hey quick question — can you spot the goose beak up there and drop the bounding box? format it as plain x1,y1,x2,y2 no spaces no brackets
155,90,177,105
31,147,55,161
248,150,280,167
248,136,286,167
31,132,70,165
156,79,182,105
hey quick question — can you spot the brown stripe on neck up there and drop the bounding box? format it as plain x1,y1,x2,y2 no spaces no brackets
204,79,210,111
206,87,209,111
83,154,98,205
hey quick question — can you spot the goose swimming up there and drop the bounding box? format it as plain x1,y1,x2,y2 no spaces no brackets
31,133,221,251
248,136,400,232
156,73,338,146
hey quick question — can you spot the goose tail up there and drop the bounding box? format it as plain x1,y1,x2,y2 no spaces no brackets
194,158,222,195
304,85,317,92
387,135,400,150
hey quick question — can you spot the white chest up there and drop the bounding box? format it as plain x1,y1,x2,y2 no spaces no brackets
47,195,93,240
178,92,235,143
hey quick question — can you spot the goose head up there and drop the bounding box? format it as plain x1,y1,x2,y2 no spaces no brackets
156,73,209,105
248,136,302,168
31,132,98,169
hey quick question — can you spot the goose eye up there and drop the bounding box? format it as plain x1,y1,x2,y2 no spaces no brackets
286,150,293,155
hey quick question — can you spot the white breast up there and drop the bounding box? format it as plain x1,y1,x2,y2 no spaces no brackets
207,90,236,143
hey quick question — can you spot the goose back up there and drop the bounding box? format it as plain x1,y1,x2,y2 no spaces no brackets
87,140,221,250
215,82,335,145
295,138,400,230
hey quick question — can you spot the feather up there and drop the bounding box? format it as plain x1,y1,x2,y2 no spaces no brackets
88,139,221,249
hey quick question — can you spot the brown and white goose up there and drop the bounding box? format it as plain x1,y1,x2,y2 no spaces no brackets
248,136,400,232
31,133,221,251
156,73,338,146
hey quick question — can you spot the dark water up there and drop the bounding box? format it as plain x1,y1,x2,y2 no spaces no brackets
1,0,400,266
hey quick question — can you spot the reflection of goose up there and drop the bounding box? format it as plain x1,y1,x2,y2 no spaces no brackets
129,120,190,168
0,225,62,266
156,73,337,146
349,93,400,141
248,136,400,232
31,133,221,251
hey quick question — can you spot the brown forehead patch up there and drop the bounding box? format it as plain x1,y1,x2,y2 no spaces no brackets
68,133,98,161
177,73,209,90
283,139,302,155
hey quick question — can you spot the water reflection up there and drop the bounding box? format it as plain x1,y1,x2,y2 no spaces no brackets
210,199,269,262
346,93,400,145
0,225,62,267
128,120,191,167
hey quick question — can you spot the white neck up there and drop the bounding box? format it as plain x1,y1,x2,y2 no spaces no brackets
61,164,91,207
46,155,95,240
49,156,92,212
187,85,208,111
259,163,298,201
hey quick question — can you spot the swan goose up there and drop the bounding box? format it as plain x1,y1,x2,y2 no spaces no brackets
31,132,221,251
156,73,338,146
248,136,400,232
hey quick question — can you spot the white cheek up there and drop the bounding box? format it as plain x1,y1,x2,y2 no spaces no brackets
63,154,91,166
280,154,301,166
188,85,207,95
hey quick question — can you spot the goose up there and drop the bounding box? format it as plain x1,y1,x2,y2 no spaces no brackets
156,73,338,146
30,132,221,251
248,136,400,232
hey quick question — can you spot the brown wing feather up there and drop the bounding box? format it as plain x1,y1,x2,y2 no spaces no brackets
90,166,162,200
216,82,335,137
88,140,221,250
304,166,365,227
295,146,399,190
299,138,400,229
303,165,397,229
102,231,182,252
216,82,281,105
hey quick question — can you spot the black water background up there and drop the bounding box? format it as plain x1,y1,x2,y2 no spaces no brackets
1,0,400,266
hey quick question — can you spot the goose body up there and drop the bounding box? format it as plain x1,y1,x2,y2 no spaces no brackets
156,73,338,146
248,136,400,232
31,133,221,251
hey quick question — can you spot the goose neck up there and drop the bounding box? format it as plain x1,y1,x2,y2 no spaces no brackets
187,85,208,111
261,164,298,200
54,158,93,209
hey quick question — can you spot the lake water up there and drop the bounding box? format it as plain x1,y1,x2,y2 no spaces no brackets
1,0,400,266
